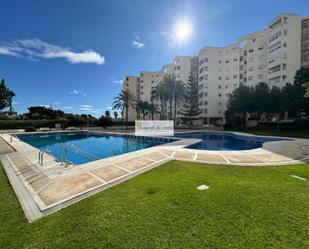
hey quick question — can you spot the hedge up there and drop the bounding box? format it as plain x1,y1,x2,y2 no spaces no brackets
0,120,66,129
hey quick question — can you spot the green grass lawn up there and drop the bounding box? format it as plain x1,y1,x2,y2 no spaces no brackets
236,128,309,139
1,161,309,249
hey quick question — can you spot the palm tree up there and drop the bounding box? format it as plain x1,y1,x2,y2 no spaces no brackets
147,103,160,120
162,75,175,120
151,82,169,119
105,110,110,117
113,111,118,120
112,89,136,129
173,80,186,124
135,100,149,120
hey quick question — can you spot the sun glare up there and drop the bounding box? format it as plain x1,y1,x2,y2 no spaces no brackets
175,20,192,42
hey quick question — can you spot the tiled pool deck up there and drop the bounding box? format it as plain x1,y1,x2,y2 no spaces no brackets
1,130,309,222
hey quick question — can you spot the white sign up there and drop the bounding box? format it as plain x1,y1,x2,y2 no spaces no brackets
135,120,174,136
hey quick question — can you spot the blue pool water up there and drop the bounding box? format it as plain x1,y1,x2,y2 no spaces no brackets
17,132,168,165
174,132,286,151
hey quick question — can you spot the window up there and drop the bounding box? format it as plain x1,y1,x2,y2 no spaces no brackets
248,76,253,81
225,85,229,89
225,60,229,63
233,58,238,62
205,92,208,97
225,76,229,80
218,94,222,97
141,91,144,95
199,76,204,81
252,38,256,42
205,58,208,62
283,64,287,70
269,30,281,43
218,77,222,80
218,85,222,89
249,49,254,53
258,46,263,50
126,83,129,87
283,42,287,47
233,75,237,79
218,102,222,106
240,65,244,70
199,68,204,73
258,75,263,80
199,93,203,98
248,67,253,72
204,109,207,114
141,80,144,83
177,65,180,70
283,75,287,80
204,66,208,71
151,81,154,83
140,85,143,89
283,17,288,24
240,56,243,62
204,101,208,105
126,77,129,81
205,75,208,80
240,74,243,79
283,29,288,36
218,60,222,64
258,65,263,70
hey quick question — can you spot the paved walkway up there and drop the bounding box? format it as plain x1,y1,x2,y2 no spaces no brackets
1,131,309,222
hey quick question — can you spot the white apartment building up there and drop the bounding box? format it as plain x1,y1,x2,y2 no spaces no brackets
123,13,306,124
267,14,301,87
302,17,309,68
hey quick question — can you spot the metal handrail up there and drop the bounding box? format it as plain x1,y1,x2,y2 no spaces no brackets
69,144,99,160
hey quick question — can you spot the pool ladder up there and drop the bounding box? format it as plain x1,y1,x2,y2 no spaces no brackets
38,146,74,167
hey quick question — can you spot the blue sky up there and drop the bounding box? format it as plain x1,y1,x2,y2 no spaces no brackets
1,0,309,116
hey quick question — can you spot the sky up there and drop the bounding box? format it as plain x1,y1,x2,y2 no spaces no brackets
1,0,309,116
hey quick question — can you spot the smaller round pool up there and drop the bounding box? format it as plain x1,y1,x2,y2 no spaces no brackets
174,132,287,151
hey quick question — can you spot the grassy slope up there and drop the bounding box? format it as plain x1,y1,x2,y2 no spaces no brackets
235,128,309,139
1,161,309,249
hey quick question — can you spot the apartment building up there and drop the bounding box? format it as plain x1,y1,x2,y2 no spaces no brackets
123,76,140,121
267,14,301,87
302,17,309,68
123,13,306,124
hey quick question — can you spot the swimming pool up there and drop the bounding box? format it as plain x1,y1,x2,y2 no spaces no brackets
17,132,172,165
174,131,287,151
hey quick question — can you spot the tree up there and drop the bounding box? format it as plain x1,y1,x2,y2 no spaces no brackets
179,74,201,127
135,100,149,120
227,85,254,126
147,103,160,120
105,110,110,117
113,111,118,119
173,80,186,124
151,82,169,119
0,79,15,112
112,89,136,129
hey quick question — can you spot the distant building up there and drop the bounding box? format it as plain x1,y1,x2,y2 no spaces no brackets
123,13,306,124
301,16,309,68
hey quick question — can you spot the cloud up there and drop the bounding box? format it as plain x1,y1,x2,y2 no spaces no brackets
80,104,93,108
107,106,113,110
132,33,145,49
160,31,175,42
69,89,87,97
63,106,73,109
53,101,60,105
113,79,123,84
12,101,19,105
39,104,51,108
0,38,105,65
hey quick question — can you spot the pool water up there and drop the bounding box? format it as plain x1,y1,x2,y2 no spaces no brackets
17,132,167,165
174,132,286,151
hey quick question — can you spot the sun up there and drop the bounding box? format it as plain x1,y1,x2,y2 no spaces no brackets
175,20,192,42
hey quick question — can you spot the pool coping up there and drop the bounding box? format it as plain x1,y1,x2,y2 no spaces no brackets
1,129,309,222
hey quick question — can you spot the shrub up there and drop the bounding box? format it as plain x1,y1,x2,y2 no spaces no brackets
25,126,35,132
